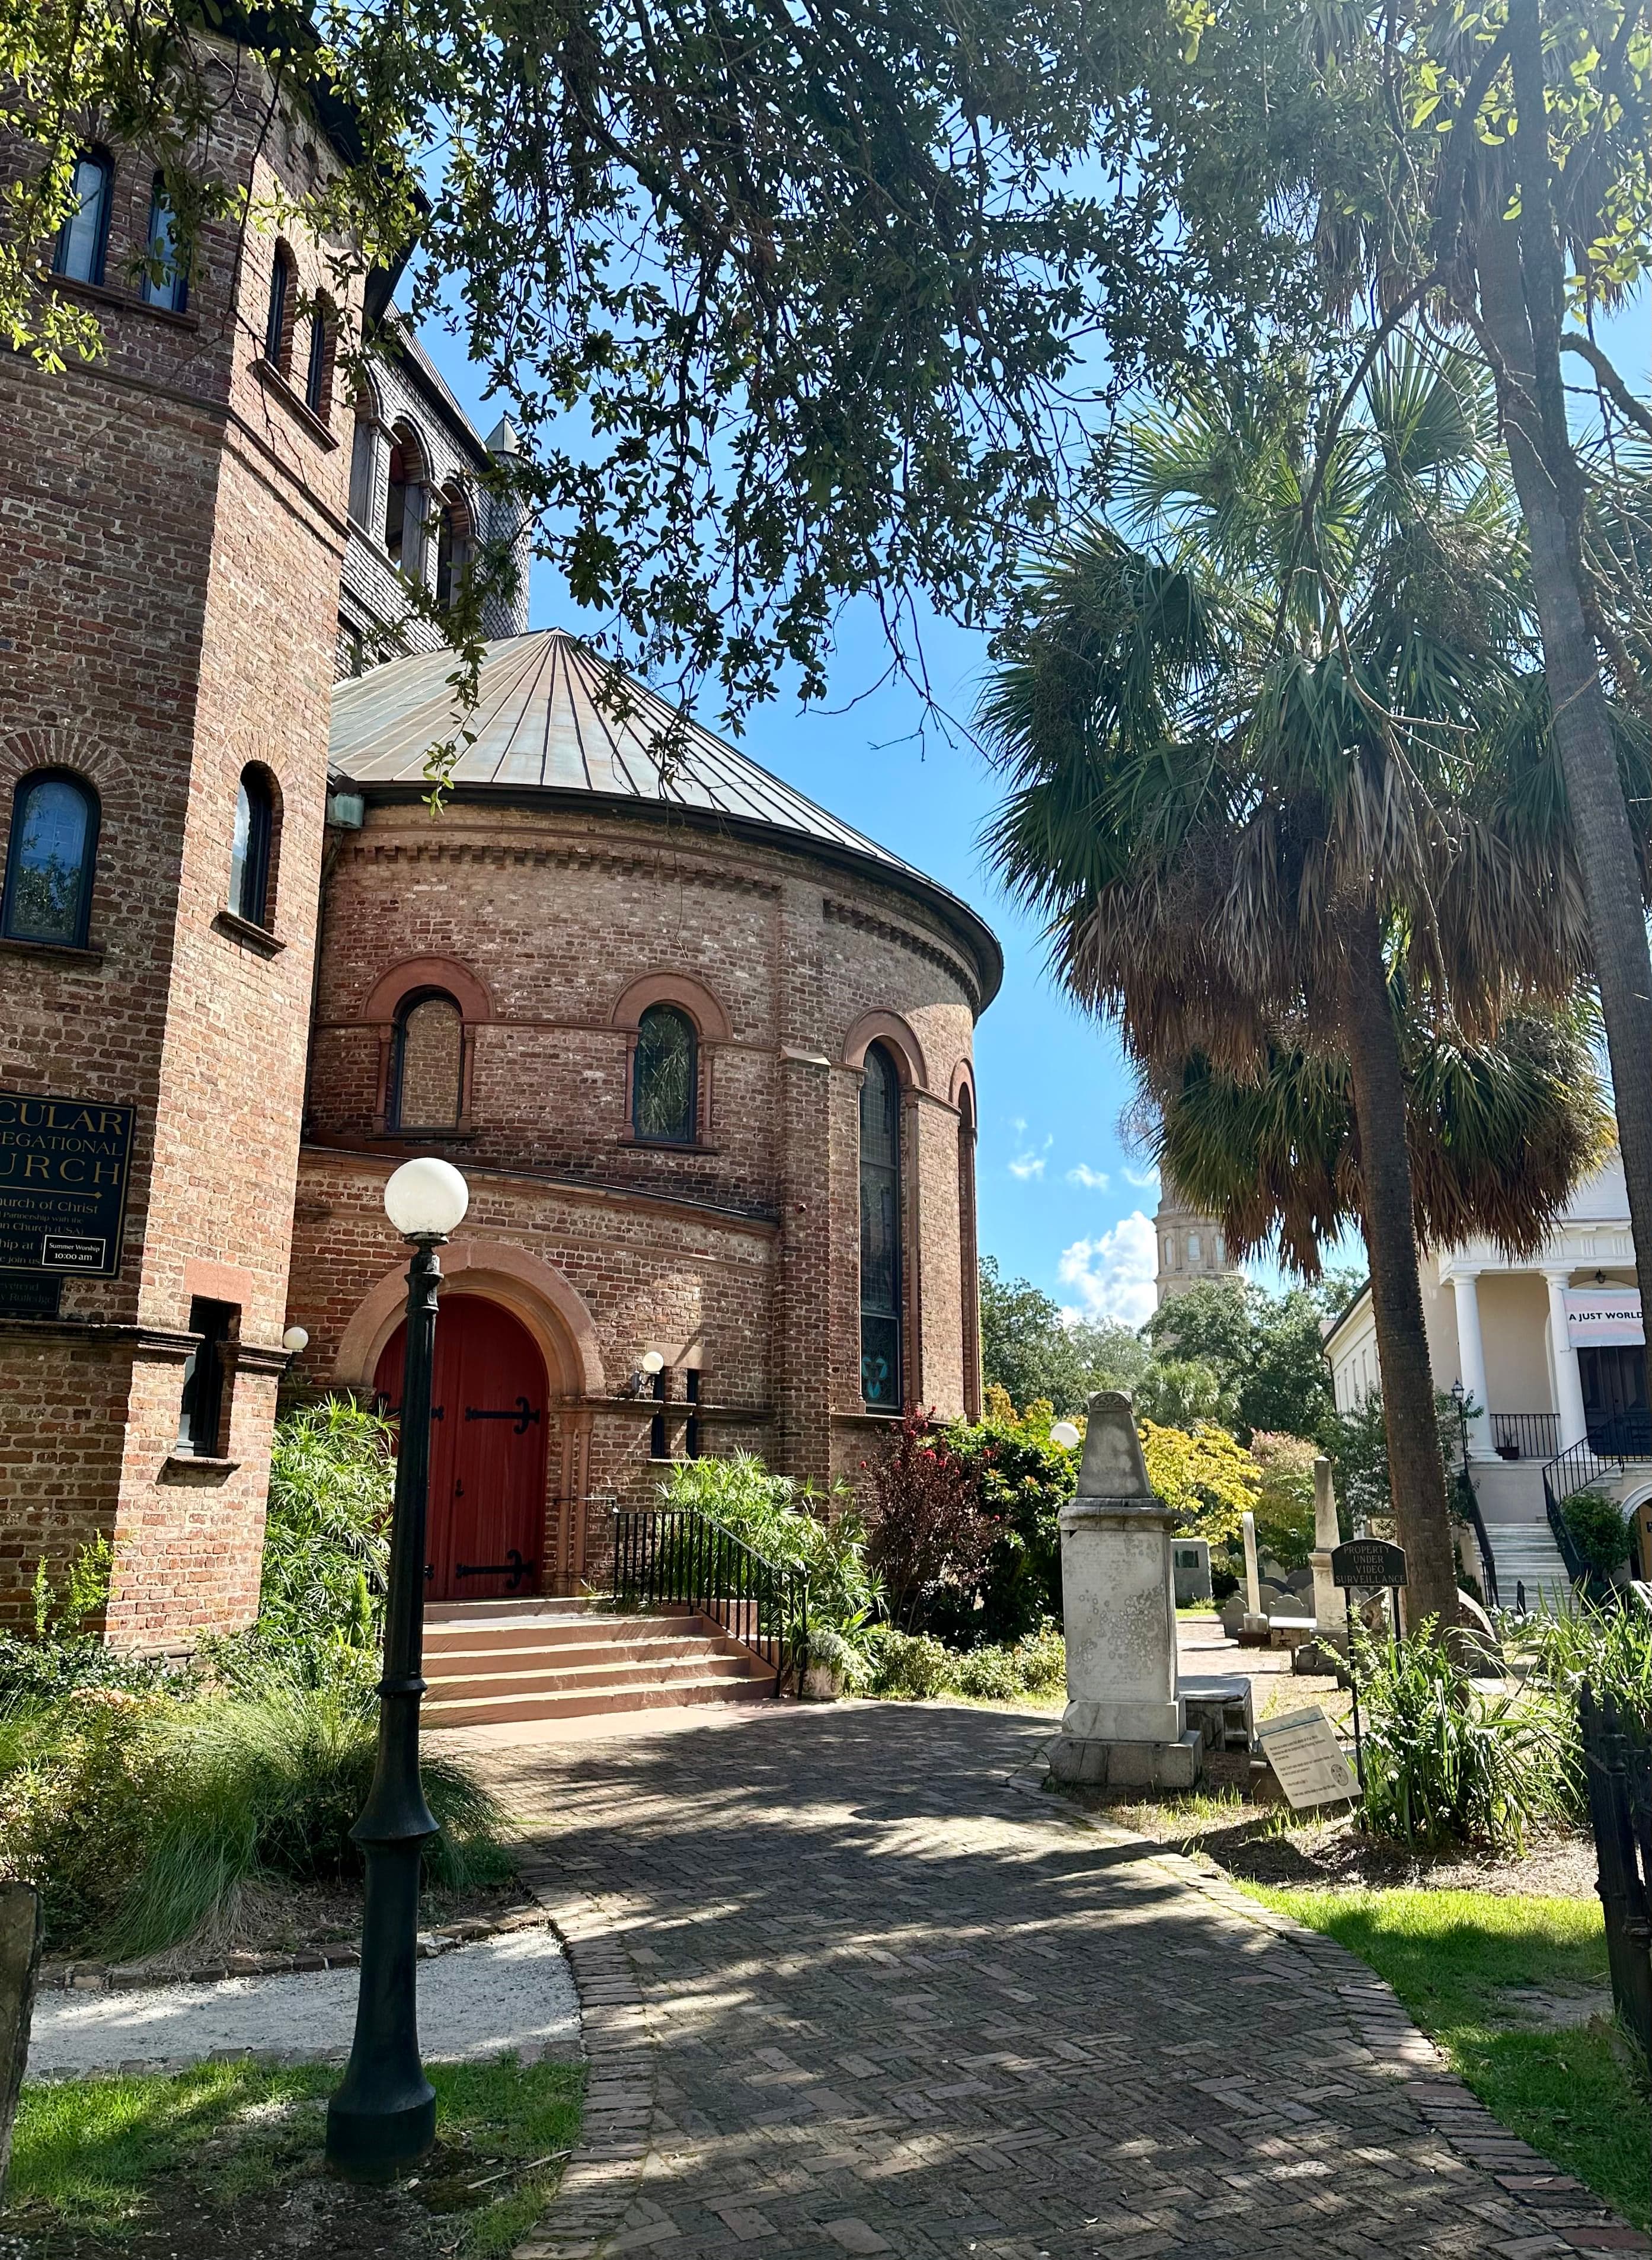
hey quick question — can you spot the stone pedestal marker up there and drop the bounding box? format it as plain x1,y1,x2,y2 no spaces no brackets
0,1883,41,2197
1049,1393,1203,1790
1309,1457,1342,1639
1238,1508,1270,1643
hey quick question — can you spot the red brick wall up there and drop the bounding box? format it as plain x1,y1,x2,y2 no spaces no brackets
0,52,363,1642
295,793,989,1577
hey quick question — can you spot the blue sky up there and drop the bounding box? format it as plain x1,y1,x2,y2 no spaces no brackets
415,295,1650,1333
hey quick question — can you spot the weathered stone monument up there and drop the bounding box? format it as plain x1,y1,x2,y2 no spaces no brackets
1238,1507,1270,1645
1049,1393,1204,1789
1309,1456,1342,1637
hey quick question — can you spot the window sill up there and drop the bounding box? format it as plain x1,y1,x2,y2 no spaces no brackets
159,1453,239,1482
0,935,104,965
49,272,199,331
251,356,338,451
377,1125,475,1142
619,1136,717,1155
213,908,285,956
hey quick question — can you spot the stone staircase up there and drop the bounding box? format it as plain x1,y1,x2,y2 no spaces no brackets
1482,1520,1573,1613
421,1597,777,1729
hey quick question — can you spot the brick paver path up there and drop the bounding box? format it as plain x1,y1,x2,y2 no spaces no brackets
462,1702,1644,2260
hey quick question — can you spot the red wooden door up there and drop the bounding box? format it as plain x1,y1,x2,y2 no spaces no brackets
374,1297,548,1602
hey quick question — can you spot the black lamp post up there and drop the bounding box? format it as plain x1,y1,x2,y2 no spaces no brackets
327,1155,469,2179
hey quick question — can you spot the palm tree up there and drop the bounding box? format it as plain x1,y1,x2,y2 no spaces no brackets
1149,997,1613,1287
982,341,1618,1629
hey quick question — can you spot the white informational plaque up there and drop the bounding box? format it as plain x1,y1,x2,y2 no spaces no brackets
1258,1707,1361,1811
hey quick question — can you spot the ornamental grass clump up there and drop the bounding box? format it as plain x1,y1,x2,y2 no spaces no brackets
1356,1620,1570,1852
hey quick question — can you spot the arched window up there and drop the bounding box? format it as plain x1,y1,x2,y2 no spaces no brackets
392,991,464,1131
1187,1230,1202,1262
140,173,187,312
52,151,113,287
303,301,332,416
434,487,473,611
348,395,377,526
632,1004,697,1144
957,1080,980,1421
228,767,274,927
264,242,295,369
1,770,100,947
384,423,426,579
859,1043,903,1407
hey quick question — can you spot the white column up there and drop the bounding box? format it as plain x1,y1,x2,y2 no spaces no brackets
1545,1268,1588,1450
1450,1269,1492,1457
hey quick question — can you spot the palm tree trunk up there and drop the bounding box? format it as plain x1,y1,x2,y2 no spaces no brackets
1336,898,1460,1630
1476,5,1652,1429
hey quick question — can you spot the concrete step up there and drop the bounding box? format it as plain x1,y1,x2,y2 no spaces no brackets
1484,1524,1574,1611
424,1674,774,1729
429,1651,769,1702
425,1611,708,1658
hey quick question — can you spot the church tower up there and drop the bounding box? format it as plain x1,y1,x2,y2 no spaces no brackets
1153,1177,1241,1307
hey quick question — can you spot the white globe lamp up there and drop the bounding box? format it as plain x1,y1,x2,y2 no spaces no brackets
281,1325,309,1354
1050,1419,1081,1451
383,1156,469,1241
640,1349,665,1376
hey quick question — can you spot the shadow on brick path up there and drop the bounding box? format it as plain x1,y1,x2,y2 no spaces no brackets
459,1701,1645,2260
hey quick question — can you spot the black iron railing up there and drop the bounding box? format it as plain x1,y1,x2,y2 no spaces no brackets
1577,1681,1652,2060
1453,1470,1499,1610
1540,1458,1592,1588
1489,1410,1559,1461
610,1506,806,1697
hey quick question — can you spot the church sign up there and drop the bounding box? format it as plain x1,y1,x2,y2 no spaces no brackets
0,1092,135,1277
1565,1288,1643,1348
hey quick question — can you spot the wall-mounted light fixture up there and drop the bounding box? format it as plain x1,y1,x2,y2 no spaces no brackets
622,1348,667,1397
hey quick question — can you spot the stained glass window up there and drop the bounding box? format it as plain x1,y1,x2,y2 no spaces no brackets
633,1005,696,1143
53,152,113,286
2,772,98,946
859,1043,903,1407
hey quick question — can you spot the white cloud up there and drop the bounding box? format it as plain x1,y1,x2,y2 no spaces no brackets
1056,1212,1159,1328
1066,1163,1111,1190
1123,1163,1161,1192
1008,1128,1053,1180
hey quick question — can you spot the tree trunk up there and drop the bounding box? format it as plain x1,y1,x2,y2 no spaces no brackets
1476,5,1652,1431
1336,898,1460,1630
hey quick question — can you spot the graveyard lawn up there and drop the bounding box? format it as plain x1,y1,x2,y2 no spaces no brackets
1250,1886,1647,2230
4,2055,583,2257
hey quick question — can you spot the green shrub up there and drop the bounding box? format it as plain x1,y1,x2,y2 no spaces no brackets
940,1404,1073,1644
656,1454,881,1647
1560,1489,1631,1575
0,1692,171,1942
865,1629,959,1699
956,1645,1021,1700
1355,1621,1570,1852
1011,1623,1067,1696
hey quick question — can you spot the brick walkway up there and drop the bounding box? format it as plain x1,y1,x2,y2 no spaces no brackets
458,1702,1645,2260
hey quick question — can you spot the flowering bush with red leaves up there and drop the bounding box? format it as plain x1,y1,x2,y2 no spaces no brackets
865,1409,993,1634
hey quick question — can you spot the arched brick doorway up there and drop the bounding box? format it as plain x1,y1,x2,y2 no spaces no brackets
375,1296,548,1601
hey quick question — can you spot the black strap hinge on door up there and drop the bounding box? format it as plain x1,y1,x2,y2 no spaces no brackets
463,1396,540,1434
454,1548,535,1591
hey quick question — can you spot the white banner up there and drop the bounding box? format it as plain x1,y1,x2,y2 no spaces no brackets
1565,1287,1644,1347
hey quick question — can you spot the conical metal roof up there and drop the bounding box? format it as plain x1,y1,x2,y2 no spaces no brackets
329,629,1002,1003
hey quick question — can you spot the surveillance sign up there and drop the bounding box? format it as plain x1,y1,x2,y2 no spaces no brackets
0,1091,135,1277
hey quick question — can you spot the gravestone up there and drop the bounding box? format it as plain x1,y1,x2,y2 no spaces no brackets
1238,1509,1270,1644
1309,1457,1341,1637
0,1883,41,2197
1049,1393,1204,1789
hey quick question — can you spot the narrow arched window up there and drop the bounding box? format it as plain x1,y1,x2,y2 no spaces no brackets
228,768,274,926
1,770,100,947
53,151,113,287
348,399,376,526
304,302,331,416
632,1004,697,1144
958,1081,980,1421
434,487,472,612
392,991,464,1131
384,423,426,579
140,173,187,312
859,1043,903,1408
265,243,295,369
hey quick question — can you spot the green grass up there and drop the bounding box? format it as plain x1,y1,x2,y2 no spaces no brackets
1248,1886,1648,2227
9,2054,584,2254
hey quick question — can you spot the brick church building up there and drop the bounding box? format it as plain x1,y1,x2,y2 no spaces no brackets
0,49,999,1648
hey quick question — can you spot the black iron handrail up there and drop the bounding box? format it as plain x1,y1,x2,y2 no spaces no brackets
1489,1410,1559,1461
609,1506,806,1697
1540,1459,1592,1588
1453,1470,1499,1610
